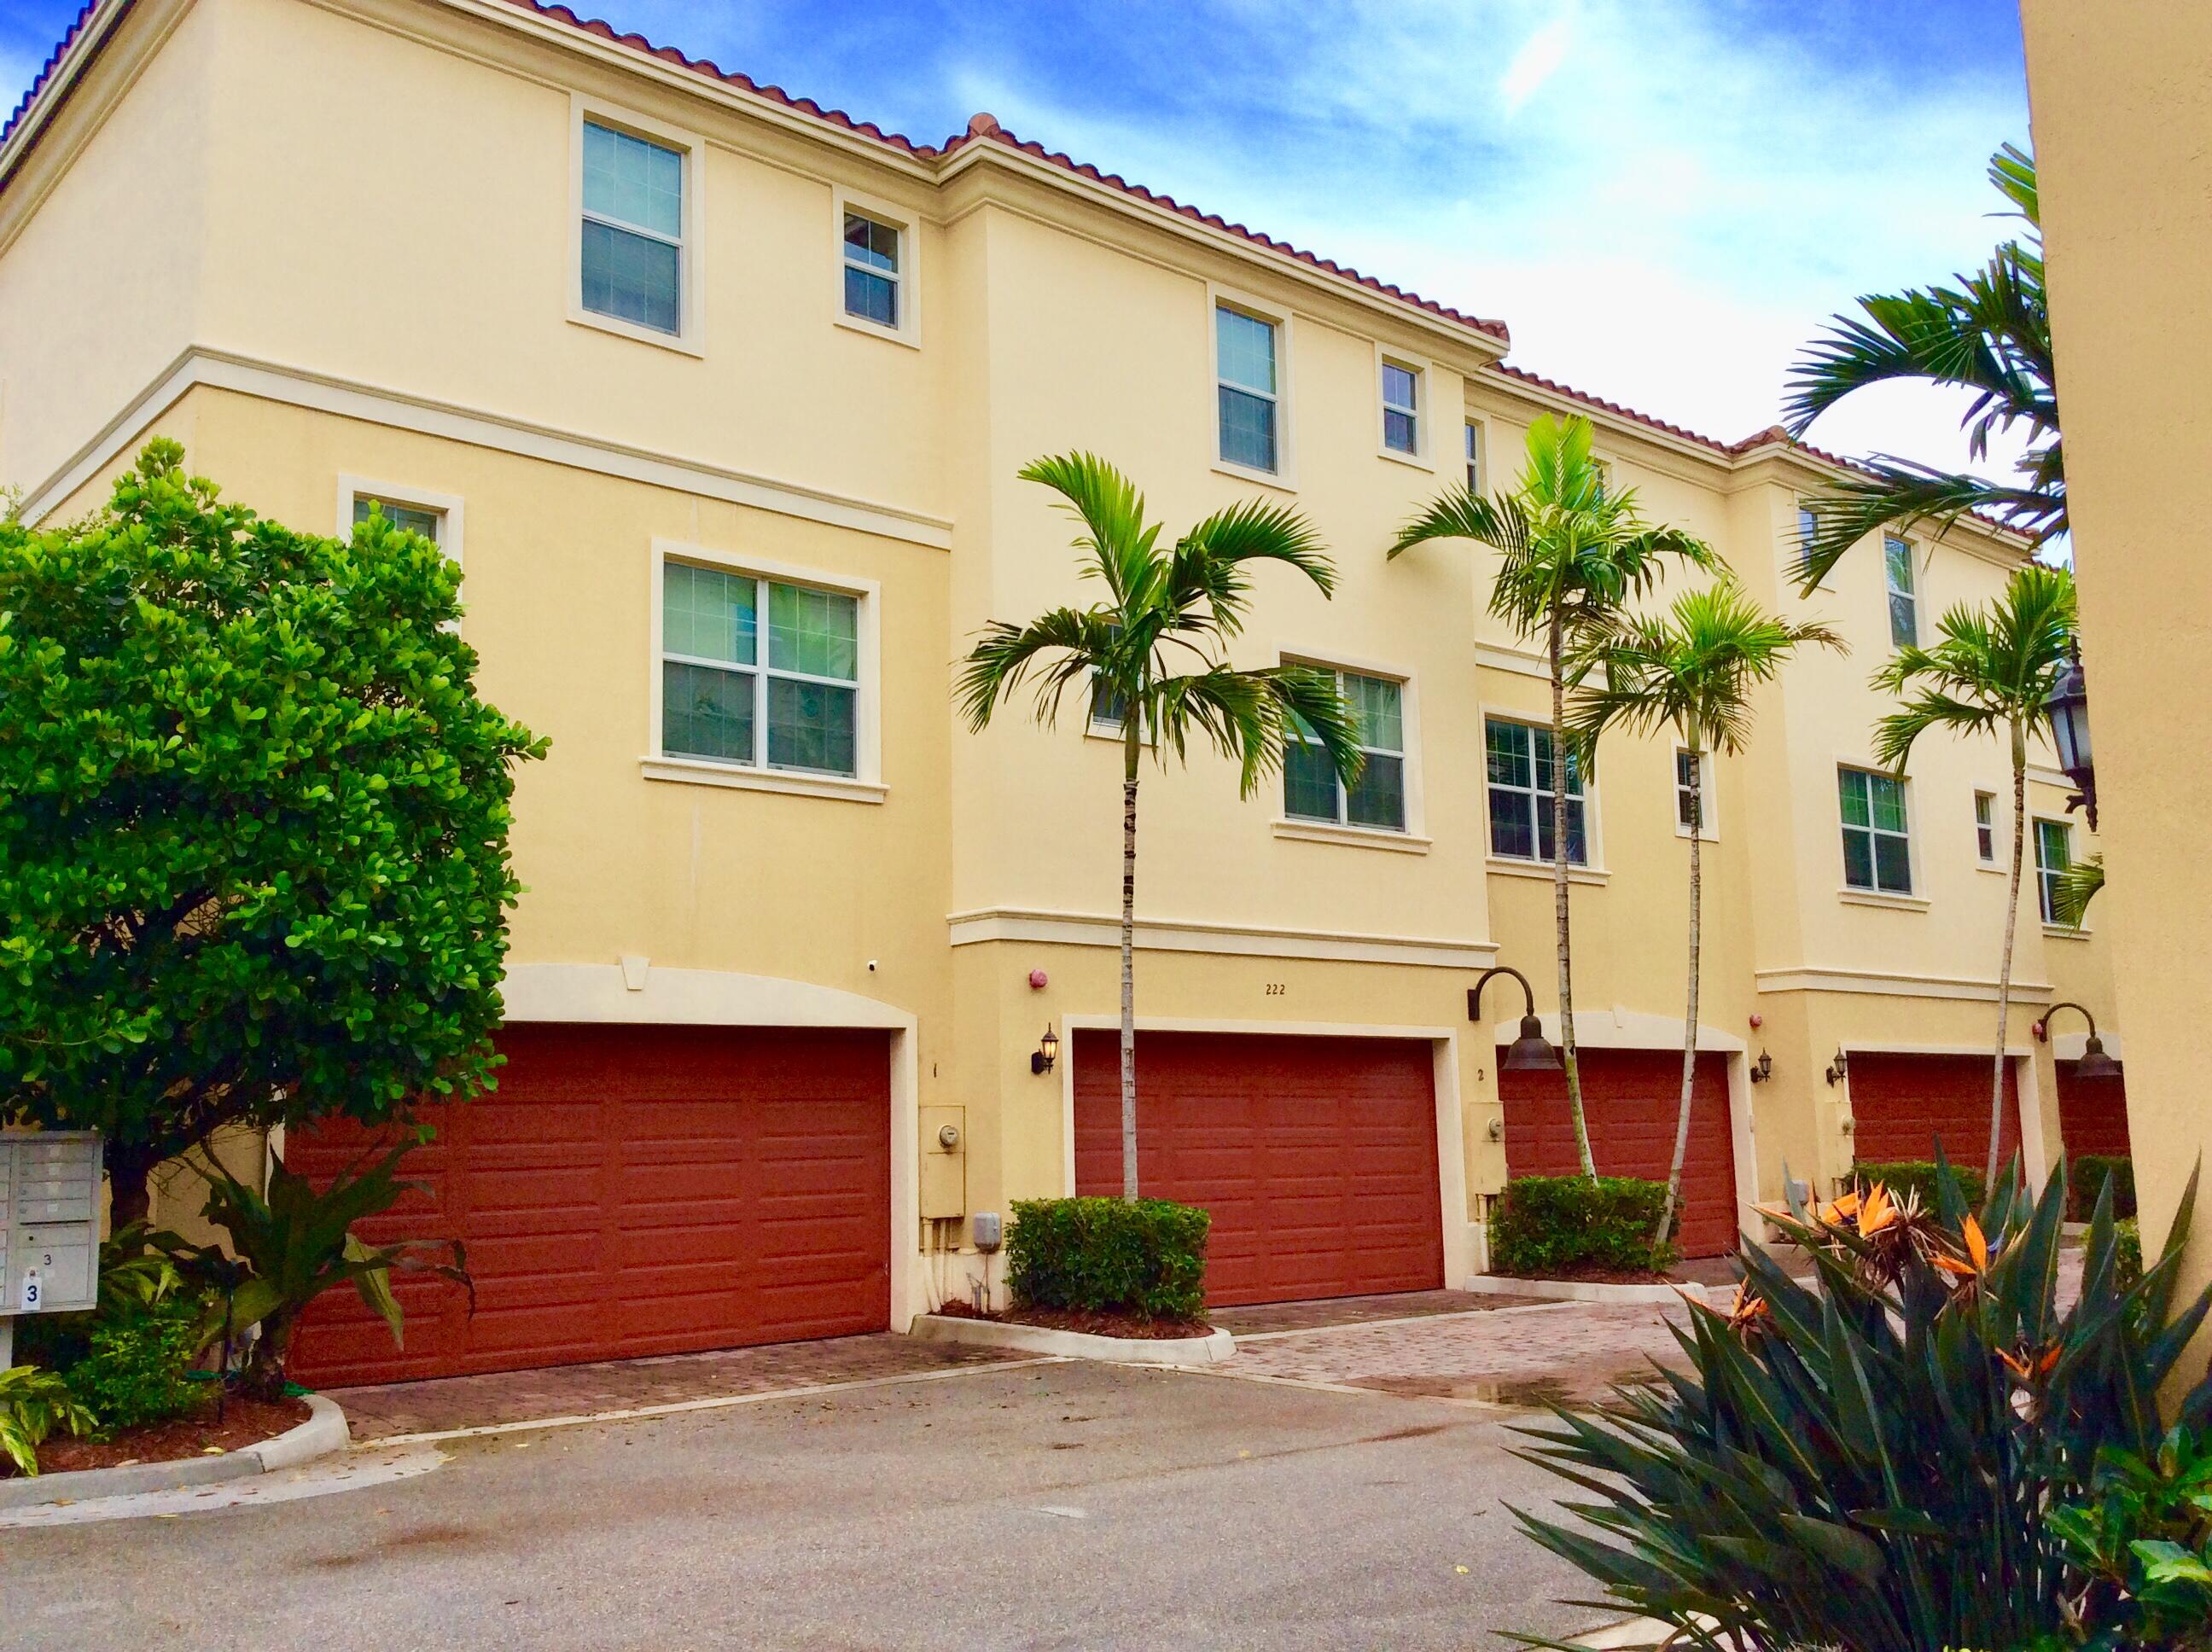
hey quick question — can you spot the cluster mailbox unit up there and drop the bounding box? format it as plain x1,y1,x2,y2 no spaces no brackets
0,1130,102,1366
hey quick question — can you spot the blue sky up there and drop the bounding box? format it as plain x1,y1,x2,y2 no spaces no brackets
3,0,2032,475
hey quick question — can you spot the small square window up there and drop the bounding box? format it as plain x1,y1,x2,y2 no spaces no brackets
661,561,859,778
842,211,902,329
1216,304,1280,474
1284,668,1406,832
1487,718,1586,865
1839,766,1912,895
1381,361,1420,456
1974,790,1997,865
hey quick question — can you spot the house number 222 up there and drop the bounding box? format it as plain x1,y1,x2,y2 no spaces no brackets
1263,983,1287,996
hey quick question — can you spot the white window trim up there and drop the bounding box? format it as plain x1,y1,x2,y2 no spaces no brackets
1463,415,1487,495
2034,815,2082,931
338,474,466,633
1273,651,1424,841
1974,788,2002,870
1207,281,1296,492
1883,534,1920,650
1374,344,1434,469
1790,500,1837,594
644,538,884,804
1479,708,1604,873
1673,742,1719,841
831,184,921,349
568,94,707,358
1836,759,1918,901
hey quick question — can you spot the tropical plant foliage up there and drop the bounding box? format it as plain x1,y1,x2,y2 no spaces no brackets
2053,852,2106,928
0,1364,96,1477
2046,1425,2212,1648
1390,414,1716,1180
1512,1160,2212,1651
0,442,547,1222
1787,143,2061,591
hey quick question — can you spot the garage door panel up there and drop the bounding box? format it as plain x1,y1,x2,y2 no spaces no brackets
2058,1062,2131,1160
1849,1053,2021,1170
288,1023,891,1386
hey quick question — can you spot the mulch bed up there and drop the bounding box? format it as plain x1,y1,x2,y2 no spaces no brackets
934,1301,1214,1341
26,1393,310,1477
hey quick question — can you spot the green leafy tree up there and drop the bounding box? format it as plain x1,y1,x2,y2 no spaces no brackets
1571,581,1842,1242
1390,414,1716,1180
1873,562,2078,1184
1787,143,2062,590
0,442,546,1223
958,453,1360,1199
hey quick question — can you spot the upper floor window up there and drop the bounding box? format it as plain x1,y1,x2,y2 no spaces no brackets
1284,668,1406,832
1884,536,1918,649
1380,360,1420,457
1465,421,1482,492
1798,503,1818,550
352,494,443,545
1839,765,1912,895
1216,303,1280,474
580,119,685,338
842,212,902,329
1975,790,1998,865
1675,747,1715,838
661,560,859,777
1487,717,1586,865
2036,817,2075,926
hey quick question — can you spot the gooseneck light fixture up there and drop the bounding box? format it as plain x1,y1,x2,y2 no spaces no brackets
2034,1002,2122,1080
1468,966,1561,1073
1030,1027,1060,1076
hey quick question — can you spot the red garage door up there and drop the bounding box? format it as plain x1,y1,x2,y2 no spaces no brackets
288,1023,891,1387
1848,1052,2021,1172
1072,1031,1444,1306
1500,1049,1741,1259
2058,1060,2131,1159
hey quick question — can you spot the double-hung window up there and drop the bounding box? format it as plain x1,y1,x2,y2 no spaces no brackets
1675,748,1714,837
1487,718,1586,864
1216,304,1280,474
1381,360,1420,456
1975,790,1998,865
2036,817,2075,926
352,494,443,545
1284,669,1406,832
841,212,902,329
1465,421,1482,492
661,561,859,777
1884,536,1918,649
1839,766,1912,895
580,119,685,337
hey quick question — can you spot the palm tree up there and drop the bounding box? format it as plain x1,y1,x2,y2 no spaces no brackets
1872,562,2078,1184
1785,144,2062,592
1389,414,1717,1180
1569,581,1842,1245
2052,852,2104,928
958,452,1362,1199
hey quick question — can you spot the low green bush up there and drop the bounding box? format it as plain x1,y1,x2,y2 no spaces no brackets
2072,1154,2137,1221
1854,1158,1987,1212
1005,1197,1209,1320
1488,1175,1677,1277
2116,1216,2143,1288
63,1296,208,1435
0,1365,96,1478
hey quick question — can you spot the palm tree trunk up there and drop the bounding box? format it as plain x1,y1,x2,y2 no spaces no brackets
1655,749,1702,1250
1549,614,1595,1181
1989,728,2027,1189
1120,724,1141,1201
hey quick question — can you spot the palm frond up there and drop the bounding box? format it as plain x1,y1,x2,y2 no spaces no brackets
1170,497,1334,636
2051,853,2104,928
1016,452,1161,607
955,606,1124,733
1144,662,1357,800
1794,464,2064,592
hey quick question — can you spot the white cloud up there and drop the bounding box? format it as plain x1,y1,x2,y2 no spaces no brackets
1499,12,1575,118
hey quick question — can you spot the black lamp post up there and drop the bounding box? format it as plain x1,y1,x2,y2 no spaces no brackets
2046,642,2096,831
1468,966,1561,1072
2035,1001,2123,1080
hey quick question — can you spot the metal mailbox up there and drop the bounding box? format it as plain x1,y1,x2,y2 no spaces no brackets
0,1131,102,1317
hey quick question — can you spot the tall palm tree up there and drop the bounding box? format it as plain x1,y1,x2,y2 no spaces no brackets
1872,562,2078,1184
1569,581,1842,1246
1389,414,1717,1180
1785,144,2063,592
958,452,1361,1200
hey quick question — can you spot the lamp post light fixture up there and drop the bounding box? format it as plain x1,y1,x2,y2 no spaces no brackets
1749,1050,1774,1084
1825,1047,1849,1087
1030,1027,1060,1076
1468,965,1561,1072
2046,640,2096,831
2034,1001,2123,1080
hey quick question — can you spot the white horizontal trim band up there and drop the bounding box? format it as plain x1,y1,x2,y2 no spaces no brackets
1755,966,2054,1003
946,906,1495,968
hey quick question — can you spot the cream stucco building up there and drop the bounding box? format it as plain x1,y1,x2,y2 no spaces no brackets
0,0,2124,1383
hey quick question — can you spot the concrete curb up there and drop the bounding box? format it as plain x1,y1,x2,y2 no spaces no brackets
1469,1275,1721,1307
910,1313,1235,1368
0,1393,348,1510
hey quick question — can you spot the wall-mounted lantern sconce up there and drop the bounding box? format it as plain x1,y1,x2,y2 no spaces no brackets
2034,1001,2122,1079
1825,1047,1849,1087
1749,1050,1774,1084
1469,966,1560,1072
1030,1027,1060,1076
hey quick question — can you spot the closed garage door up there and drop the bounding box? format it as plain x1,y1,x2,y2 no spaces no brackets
1849,1051,2021,1172
288,1023,891,1387
2058,1060,2131,1159
1500,1048,1741,1258
1072,1031,1444,1306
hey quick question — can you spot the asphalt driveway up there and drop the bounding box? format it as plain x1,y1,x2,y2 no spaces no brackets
1,1358,1606,1652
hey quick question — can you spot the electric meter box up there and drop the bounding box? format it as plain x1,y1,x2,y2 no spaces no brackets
0,1131,102,1314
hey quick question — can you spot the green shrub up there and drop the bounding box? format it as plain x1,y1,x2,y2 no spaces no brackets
2072,1154,2138,1221
63,1296,208,1435
0,1365,96,1478
1854,1158,1987,1211
1488,1175,1677,1277
2116,1216,2144,1288
1005,1197,1209,1320
2046,1424,2212,1649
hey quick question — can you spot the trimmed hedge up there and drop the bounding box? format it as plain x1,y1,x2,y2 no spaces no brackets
2069,1155,2136,1222
1006,1197,1209,1320
1854,1160,1988,1213
2114,1217,2143,1289
1489,1175,1677,1277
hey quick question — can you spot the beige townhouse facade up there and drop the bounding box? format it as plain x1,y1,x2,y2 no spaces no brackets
0,0,2124,1384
